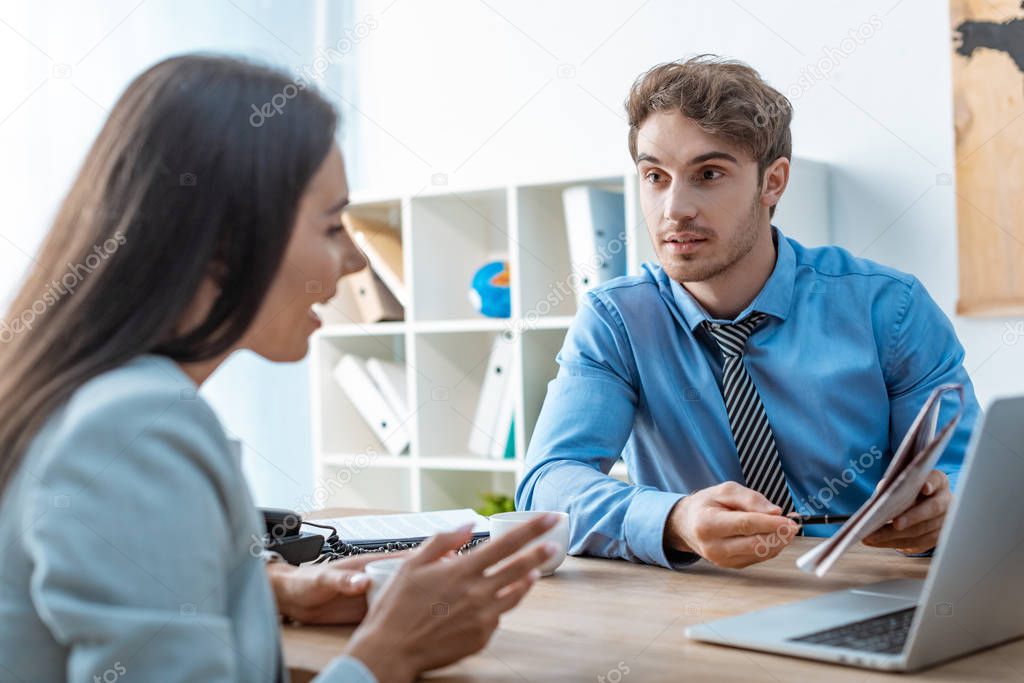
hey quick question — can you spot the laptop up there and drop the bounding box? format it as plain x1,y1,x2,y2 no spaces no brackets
685,396,1024,672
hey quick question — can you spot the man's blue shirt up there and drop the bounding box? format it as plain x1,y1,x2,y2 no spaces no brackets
516,229,980,568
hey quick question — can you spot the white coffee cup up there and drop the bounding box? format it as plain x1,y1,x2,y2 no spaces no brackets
489,511,570,576
364,557,405,607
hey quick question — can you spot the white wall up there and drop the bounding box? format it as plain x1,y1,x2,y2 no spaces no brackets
0,0,363,507
346,0,1023,409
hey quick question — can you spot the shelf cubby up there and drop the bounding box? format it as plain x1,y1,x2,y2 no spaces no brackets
420,469,517,512
408,189,509,322
314,333,408,460
412,330,510,459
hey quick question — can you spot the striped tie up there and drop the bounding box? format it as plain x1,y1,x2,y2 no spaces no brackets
704,313,794,514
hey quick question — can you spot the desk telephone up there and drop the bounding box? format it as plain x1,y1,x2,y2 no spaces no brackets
259,508,488,565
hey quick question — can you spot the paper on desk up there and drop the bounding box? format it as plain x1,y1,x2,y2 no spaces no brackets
311,508,489,545
796,384,964,577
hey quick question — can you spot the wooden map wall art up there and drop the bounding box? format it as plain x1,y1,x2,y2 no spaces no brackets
952,0,1024,315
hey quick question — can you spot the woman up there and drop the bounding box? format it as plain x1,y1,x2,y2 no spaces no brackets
0,55,558,682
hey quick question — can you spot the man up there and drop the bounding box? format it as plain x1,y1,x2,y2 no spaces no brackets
516,55,980,570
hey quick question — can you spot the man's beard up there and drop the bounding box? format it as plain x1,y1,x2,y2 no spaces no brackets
668,191,762,283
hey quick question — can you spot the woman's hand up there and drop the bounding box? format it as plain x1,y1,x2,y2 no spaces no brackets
344,513,560,683
268,553,403,625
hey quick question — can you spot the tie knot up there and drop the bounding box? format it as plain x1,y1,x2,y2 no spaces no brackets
706,313,767,357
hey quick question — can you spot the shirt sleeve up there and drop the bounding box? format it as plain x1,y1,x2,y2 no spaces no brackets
515,292,691,569
23,388,257,681
883,276,982,494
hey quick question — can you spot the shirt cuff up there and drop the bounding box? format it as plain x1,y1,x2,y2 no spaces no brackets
319,655,378,683
624,488,694,568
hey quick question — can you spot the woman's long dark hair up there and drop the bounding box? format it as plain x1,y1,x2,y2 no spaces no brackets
0,54,337,493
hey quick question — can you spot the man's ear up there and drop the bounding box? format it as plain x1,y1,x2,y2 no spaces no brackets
760,157,790,213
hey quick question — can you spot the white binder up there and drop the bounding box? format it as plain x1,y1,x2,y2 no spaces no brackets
333,355,410,456
365,357,409,419
562,185,627,305
468,335,515,458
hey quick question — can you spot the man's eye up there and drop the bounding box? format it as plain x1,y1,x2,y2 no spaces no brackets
644,171,664,184
699,169,723,182
327,224,345,237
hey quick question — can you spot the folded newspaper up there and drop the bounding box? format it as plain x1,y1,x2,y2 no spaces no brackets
796,383,965,577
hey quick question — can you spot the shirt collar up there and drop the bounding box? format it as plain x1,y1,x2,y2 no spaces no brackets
667,226,796,331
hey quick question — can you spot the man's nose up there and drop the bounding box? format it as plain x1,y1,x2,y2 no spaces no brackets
663,184,698,224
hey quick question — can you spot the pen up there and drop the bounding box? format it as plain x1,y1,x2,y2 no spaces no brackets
788,514,852,525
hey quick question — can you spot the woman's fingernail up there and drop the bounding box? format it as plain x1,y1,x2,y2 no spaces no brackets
542,542,559,556
349,573,369,588
528,569,542,581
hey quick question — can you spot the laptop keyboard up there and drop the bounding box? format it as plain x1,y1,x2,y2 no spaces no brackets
789,607,916,654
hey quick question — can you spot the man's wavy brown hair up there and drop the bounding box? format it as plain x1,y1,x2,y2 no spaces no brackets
625,54,792,216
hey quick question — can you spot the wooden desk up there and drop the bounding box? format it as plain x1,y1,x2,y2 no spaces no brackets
283,510,1024,681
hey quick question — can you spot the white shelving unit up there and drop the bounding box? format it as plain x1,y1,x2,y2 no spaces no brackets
310,161,829,512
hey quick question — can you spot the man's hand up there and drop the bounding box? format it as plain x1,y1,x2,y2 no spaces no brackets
664,481,800,568
863,470,951,554
267,553,402,624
